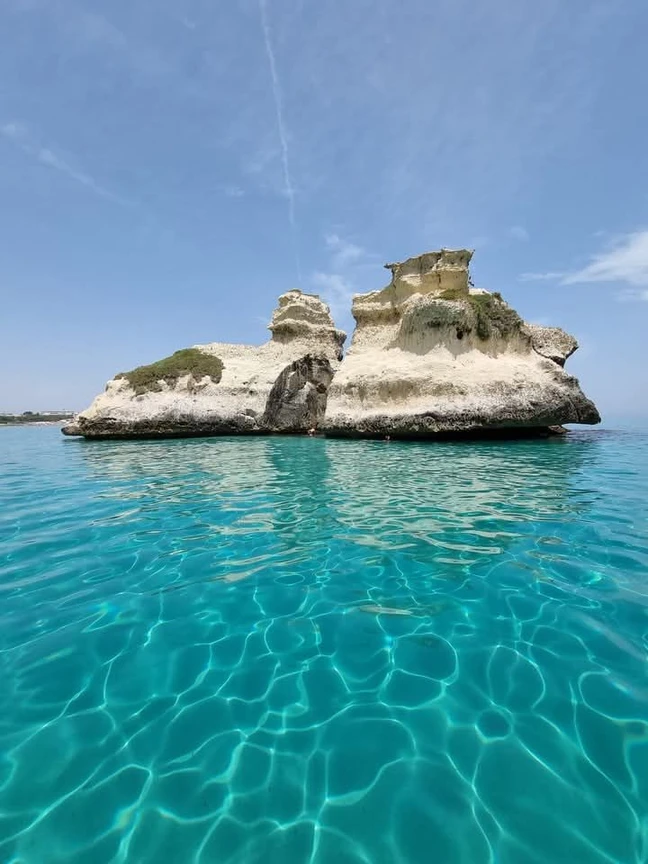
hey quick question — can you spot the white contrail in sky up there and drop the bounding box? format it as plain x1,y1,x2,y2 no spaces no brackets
259,0,302,284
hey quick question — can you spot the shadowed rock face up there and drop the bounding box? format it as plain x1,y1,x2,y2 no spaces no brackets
262,356,335,432
63,292,345,439
323,248,600,438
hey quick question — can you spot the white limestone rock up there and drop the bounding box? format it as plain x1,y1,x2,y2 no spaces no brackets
323,249,600,437
63,291,345,438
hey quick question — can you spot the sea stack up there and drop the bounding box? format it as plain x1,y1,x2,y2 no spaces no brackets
63,249,600,440
323,249,600,437
63,291,346,438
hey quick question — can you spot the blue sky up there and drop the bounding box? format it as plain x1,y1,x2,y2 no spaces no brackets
1,0,647,419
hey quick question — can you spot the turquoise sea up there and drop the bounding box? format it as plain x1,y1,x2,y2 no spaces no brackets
1,426,648,863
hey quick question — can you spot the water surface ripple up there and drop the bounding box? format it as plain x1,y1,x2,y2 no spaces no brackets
1,427,648,863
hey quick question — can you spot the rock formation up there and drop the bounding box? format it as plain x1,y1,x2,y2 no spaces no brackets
63,248,600,441
323,249,600,437
63,291,345,438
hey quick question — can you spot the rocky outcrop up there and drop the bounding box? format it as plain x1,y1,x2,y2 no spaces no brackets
63,249,601,441
323,249,600,437
63,291,345,439
524,324,578,367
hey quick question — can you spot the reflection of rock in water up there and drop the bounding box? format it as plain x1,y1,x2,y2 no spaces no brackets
323,435,599,614
74,435,341,585
74,437,279,498
326,435,596,546
264,436,336,545
70,433,600,599
73,438,292,585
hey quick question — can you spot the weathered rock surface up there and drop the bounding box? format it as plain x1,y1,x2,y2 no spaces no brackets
323,249,600,437
63,291,345,438
524,324,578,367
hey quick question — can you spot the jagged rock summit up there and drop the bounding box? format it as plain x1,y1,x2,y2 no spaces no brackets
63,249,600,440
63,290,346,438
323,248,600,437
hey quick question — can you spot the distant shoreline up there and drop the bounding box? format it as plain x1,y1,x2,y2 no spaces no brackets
0,415,74,427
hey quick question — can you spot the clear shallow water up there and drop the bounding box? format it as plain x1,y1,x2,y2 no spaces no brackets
1,427,648,864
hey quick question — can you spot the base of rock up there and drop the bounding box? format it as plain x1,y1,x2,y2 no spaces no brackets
323,424,573,441
61,418,264,440
62,421,579,442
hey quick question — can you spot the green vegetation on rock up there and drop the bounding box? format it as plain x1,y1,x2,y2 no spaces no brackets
116,349,224,395
439,288,522,340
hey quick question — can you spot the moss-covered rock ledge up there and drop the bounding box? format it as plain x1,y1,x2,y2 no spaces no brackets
438,288,523,341
115,349,224,395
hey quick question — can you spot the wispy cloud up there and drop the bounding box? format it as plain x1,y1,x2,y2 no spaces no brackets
509,225,529,242
259,0,301,283
520,230,648,301
325,233,372,270
618,288,648,303
70,7,128,52
312,272,354,313
519,270,566,282
311,233,378,318
562,230,648,288
1,121,27,140
1,120,133,205
221,184,245,198
12,0,176,85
